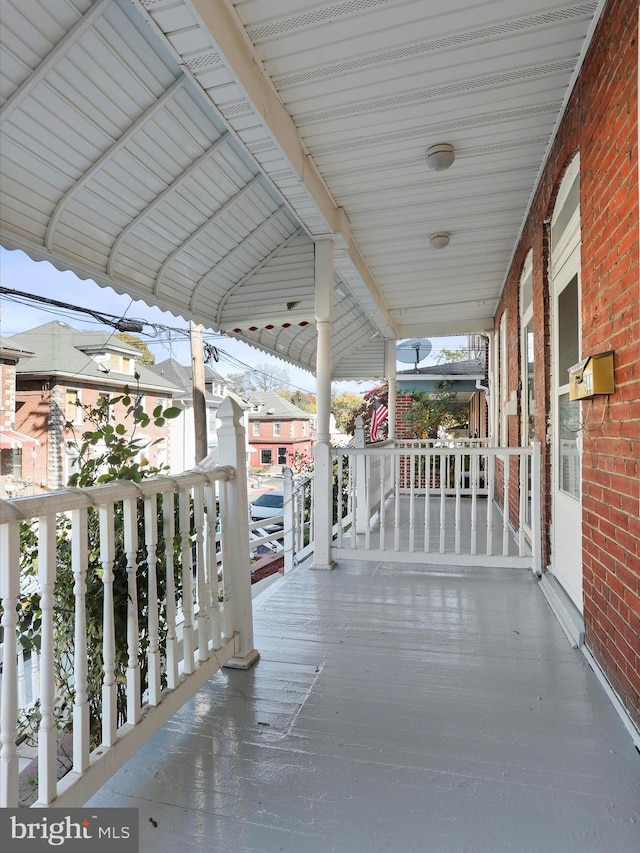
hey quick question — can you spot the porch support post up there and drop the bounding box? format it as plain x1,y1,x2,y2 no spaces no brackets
218,396,260,669
313,240,335,569
385,339,397,441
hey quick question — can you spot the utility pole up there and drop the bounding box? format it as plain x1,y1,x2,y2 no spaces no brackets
190,321,208,463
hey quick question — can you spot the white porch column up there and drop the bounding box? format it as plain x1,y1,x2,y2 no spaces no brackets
385,339,397,441
313,240,334,569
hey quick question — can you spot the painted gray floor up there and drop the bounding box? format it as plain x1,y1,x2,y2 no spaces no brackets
88,561,640,853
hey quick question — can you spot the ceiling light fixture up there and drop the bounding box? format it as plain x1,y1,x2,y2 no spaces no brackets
429,232,450,249
426,143,455,171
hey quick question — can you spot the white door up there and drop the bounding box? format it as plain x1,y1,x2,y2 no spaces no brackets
551,255,583,610
550,156,582,610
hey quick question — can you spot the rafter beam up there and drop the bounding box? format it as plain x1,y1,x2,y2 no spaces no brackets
214,228,303,325
0,0,112,126
153,173,262,296
46,76,188,252
108,131,230,277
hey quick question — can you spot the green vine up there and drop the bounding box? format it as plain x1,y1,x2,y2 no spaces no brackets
13,379,183,751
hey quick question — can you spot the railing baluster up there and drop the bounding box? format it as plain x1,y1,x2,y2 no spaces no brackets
163,490,179,688
393,456,400,552
379,452,386,551
99,503,117,747
486,454,495,556
17,647,26,709
38,513,58,803
336,455,344,548
72,506,90,773
532,443,542,576
409,453,416,552
0,520,20,806
31,650,40,705
206,482,222,650
439,459,446,553
350,455,357,551
424,452,431,553
502,456,511,557
143,496,161,706
518,452,526,557
123,497,141,725
454,453,461,554
179,487,195,674
193,484,211,659
470,453,478,556
364,454,371,551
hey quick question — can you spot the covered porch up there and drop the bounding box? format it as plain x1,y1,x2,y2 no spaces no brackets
86,558,640,853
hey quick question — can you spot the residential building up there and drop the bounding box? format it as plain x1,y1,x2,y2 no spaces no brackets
246,391,314,471
8,322,179,492
148,358,235,471
396,356,488,440
0,336,37,497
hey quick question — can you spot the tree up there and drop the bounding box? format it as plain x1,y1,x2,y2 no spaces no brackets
331,391,363,432
400,383,468,439
342,384,388,438
277,389,316,412
114,332,155,365
225,361,291,397
437,344,468,363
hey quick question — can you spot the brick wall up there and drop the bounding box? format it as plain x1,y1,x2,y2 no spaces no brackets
14,382,173,493
495,1,639,726
1,361,17,428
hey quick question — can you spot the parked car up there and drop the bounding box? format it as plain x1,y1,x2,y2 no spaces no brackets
249,490,284,522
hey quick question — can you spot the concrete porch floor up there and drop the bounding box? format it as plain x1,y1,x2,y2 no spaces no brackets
88,561,640,853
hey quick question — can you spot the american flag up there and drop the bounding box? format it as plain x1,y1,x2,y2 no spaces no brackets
370,398,388,442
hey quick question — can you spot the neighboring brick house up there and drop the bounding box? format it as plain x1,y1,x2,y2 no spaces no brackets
396,357,488,441
148,358,241,472
246,391,314,471
0,336,38,497
8,322,179,493
493,2,639,729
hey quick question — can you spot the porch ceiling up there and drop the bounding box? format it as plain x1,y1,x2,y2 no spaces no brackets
0,0,601,380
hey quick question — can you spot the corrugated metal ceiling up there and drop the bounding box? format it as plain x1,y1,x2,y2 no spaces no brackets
0,0,601,380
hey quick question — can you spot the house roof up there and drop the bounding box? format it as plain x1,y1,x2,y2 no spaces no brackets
397,357,486,400
247,391,312,420
397,358,486,379
9,322,179,393
0,1,603,381
0,336,35,361
149,357,227,403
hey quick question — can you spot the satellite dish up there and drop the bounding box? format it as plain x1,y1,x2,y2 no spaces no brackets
397,338,432,372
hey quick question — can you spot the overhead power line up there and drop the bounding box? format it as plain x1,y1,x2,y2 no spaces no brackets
0,286,321,397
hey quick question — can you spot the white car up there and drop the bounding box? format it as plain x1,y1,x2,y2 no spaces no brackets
249,490,284,522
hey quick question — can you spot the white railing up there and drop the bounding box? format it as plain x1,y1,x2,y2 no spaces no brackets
0,397,257,808
331,443,542,572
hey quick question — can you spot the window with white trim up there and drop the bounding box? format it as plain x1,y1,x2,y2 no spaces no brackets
65,388,82,424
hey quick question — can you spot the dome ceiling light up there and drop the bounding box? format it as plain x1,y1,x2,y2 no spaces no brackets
426,143,455,171
429,232,450,249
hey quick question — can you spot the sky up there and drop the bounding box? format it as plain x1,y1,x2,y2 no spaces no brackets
0,247,465,396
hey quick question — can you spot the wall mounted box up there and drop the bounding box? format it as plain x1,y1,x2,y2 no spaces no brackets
568,351,615,400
